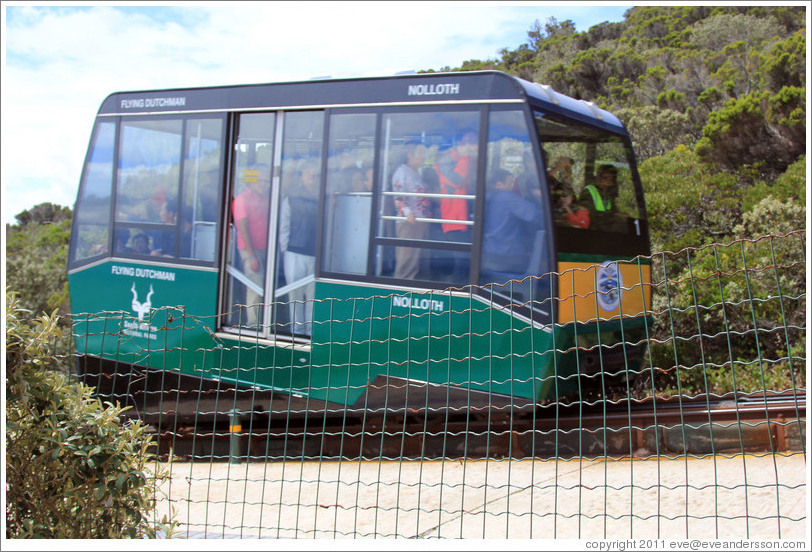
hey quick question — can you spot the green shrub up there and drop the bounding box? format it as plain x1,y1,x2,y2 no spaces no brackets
5,289,176,538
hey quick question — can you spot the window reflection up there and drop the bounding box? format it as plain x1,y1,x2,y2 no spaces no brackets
182,119,223,261
107,117,223,264
225,113,275,330
323,113,376,275
274,111,324,337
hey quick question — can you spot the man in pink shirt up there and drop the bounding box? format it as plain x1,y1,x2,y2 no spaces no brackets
232,165,271,326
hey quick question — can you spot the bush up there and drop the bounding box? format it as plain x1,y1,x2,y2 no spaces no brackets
5,289,176,538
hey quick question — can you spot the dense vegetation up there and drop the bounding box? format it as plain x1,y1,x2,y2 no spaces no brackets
5,6,805,396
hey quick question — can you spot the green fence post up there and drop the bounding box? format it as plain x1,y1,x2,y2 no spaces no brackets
229,409,243,464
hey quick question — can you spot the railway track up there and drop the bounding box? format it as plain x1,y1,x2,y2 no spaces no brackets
139,390,806,461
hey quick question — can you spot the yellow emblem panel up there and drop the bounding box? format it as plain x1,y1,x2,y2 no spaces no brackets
557,261,652,324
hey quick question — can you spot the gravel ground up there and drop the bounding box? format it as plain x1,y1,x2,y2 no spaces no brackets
153,453,807,540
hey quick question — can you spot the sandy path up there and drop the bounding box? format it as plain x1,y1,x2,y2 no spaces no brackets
153,453,807,539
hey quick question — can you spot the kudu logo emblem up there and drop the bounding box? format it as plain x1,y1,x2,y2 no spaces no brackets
131,283,154,321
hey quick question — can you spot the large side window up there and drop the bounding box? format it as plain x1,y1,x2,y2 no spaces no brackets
113,117,223,262
70,121,115,265
374,110,480,286
115,119,183,257
322,113,376,274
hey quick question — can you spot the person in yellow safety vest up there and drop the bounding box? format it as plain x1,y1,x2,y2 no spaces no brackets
581,164,618,214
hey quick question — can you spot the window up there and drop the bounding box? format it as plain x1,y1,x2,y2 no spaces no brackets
221,111,324,338
274,111,325,337
182,119,224,261
224,113,275,329
480,109,553,314
373,110,480,286
534,110,647,254
71,121,115,264
322,113,376,274
113,117,224,262
116,119,183,228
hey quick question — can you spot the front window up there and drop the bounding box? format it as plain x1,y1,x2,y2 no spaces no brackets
534,110,647,254
480,109,553,316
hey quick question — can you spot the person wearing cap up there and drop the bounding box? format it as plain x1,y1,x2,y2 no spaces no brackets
232,165,271,326
130,232,151,255
581,164,618,214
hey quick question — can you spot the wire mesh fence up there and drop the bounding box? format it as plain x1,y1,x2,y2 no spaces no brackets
48,231,810,538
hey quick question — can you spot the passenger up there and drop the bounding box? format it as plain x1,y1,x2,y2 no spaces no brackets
392,143,431,279
151,200,177,256
580,164,624,231
130,232,151,256
279,160,319,336
232,165,271,326
115,228,133,254
481,168,544,274
581,164,618,215
335,148,359,194
546,157,590,229
435,130,477,282
551,181,590,229
351,165,373,193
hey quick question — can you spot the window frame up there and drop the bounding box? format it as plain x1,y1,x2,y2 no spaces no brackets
108,113,227,267
218,109,327,340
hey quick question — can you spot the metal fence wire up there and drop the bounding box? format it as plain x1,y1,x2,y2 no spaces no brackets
69,231,806,539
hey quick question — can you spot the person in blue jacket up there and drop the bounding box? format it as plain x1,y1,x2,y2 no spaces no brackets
481,168,545,274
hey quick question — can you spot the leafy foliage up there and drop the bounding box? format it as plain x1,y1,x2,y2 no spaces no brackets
644,230,806,397
5,290,177,538
6,203,72,317
695,87,805,176
427,6,805,170
6,203,74,372
639,146,742,252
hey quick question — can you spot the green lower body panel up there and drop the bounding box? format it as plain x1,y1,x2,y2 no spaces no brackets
70,263,647,409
